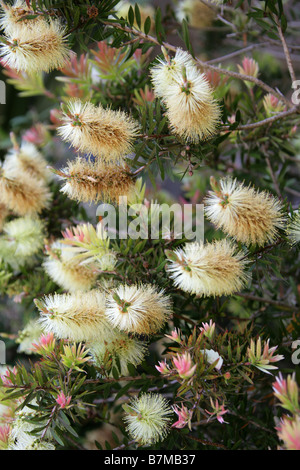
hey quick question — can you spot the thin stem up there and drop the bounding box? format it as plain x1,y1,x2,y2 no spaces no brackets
275,16,296,84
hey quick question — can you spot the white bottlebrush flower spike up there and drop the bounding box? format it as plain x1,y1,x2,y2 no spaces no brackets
35,290,111,342
0,1,44,35
175,0,218,29
286,211,300,245
3,141,50,182
204,177,285,246
43,241,98,293
105,283,173,335
0,217,45,267
123,393,173,445
88,330,148,376
0,164,52,216
58,98,139,161
150,48,196,100
16,319,43,355
151,48,220,142
165,240,249,297
0,17,71,73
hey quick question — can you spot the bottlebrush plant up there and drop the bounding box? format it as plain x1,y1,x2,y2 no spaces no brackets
0,0,299,452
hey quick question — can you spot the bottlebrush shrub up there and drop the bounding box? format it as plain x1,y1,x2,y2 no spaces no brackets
0,0,299,452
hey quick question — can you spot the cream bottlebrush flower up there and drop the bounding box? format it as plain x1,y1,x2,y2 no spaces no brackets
105,283,173,335
263,93,285,117
88,330,148,376
3,141,50,182
0,0,43,35
0,166,51,216
0,217,45,267
123,393,173,445
35,290,111,342
150,48,196,99
164,67,221,142
58,99,139,161
287,211,300,245
175,0,217,29
16,319,43,355
204,177,285,246
165,240,249,297
57,157,136,204
0,18,71,73
43,241,98,293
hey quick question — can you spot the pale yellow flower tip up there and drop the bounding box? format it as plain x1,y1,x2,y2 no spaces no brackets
123,393,173,445
0,165,52,216
35,291,111,342
43,241,98,293
165,240,250,297
204,177,286,246
58,99,139,161
105,283,173,335
58,157,136,204
0,16,71,73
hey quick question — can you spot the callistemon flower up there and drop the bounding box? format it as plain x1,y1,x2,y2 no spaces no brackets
200,320,215,340
155,360,170,375
150,48,196,99
123,393,172,445
165,66,221,142
173,352,196,379
272,373,299,414
0,18,71,73
201,349,223,370
0,0,43,35
0,424,11,450
35,291,111,342
56,392,72,409
31,332,56,355
286,211,300,246
247,337,284,374
43,241,98,294
58,98,139,161
0,217,45,268
237,57,259,87
56,157,136,204
165,240,249,297
276,416,300,450
206,398,228,424
175,0,216,29
0,165,52,216
165,328,181,343
204,176,285,246
3,141,50,182
263,93,285,117
172,404,190,429
105,284,173,336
